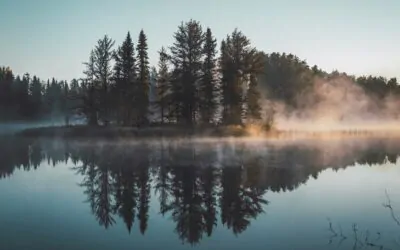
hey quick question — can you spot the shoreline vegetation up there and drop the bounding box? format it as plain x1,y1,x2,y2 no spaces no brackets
2,19,400,136
16,125,400,139
16,125,266,138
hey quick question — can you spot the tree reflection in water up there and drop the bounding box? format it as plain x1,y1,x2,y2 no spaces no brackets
1,137,400,245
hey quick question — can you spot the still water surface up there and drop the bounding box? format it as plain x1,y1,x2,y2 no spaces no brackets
1,137,400,250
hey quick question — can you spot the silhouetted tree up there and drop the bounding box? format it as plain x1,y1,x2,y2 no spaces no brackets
113,32,137,126
169,20,204,125
136,30,150,126
93,35,115,125
199,28,218,124
220,29,264,125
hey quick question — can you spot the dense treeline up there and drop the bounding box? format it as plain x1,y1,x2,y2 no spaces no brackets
259,53,400,110
0,68,72,122
1,19,399,126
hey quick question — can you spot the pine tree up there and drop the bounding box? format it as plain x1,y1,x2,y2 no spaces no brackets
199,28,217,124
93,35,115,125
220,29,263,125
114,32,136,126
169,20,205,125
136,30,150,126
156,47,170,124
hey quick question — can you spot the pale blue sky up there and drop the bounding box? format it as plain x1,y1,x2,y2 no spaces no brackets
0,0,399,81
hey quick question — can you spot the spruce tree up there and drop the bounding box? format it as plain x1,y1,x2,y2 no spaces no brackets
169,20,204,125
114,32,136,126
93,35,115,125
136,30,150,126
199,28,217,124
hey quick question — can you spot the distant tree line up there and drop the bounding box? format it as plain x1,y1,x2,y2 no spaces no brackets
1,19,399,126
0,68,72,122
259,53,400,110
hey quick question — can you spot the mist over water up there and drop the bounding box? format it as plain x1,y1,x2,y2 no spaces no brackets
271,75,400,132
0,117,86,135
0,122,61,135
1,136,400,250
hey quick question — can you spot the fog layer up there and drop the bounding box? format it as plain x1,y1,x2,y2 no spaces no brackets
271,75,400,132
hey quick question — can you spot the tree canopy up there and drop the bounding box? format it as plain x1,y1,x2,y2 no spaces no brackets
1,20,399,127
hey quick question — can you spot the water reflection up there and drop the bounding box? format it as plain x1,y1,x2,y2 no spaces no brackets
1,137,400,246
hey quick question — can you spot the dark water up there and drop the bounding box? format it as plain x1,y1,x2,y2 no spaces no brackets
1,137,400,250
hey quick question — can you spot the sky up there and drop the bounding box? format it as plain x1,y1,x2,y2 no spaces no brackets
0,0,399,81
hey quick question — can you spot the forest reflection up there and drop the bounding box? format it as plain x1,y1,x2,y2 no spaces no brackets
1,137,400,245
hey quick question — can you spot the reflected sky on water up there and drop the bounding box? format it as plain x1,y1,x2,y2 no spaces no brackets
1,137,400,250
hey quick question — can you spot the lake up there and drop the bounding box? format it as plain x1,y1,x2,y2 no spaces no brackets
1,136,400,250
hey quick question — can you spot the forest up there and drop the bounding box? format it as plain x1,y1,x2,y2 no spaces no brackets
1,19,399,129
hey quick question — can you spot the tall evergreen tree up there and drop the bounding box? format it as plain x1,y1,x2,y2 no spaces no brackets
93,35,115,125
114,32,137,126
169,20,205,125
136,30,150,126
156,47,170,124
220,29,263,125
199,28,217,124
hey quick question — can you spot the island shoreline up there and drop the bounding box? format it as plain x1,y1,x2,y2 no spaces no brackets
14,125,400,140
